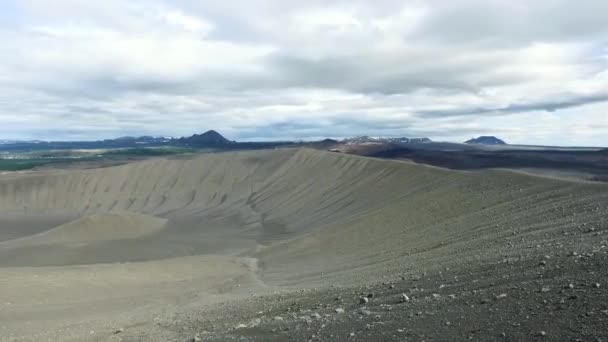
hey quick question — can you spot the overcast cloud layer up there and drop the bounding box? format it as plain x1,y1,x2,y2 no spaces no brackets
0,0,607,145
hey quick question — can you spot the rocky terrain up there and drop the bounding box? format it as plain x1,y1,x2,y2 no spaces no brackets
0,148,606,341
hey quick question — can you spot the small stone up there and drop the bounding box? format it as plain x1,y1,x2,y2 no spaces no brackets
567,283,575,289
593,283,601,288
538,331,546,337
113,328,124,334
389,284,395,289
540,287,551,293
399,293,410,303
360,297,369,304
432,293,441,299
249,318,261,327
273,316,284,321
335,308,345,314
349,332,355,338
235,324,247,329
358,309,372,316
311,313,321,319
495,293,507,300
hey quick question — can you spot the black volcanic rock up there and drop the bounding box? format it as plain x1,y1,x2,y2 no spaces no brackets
178,130,232,146
465,136,506,145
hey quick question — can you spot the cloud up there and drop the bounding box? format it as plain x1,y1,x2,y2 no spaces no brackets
163,9,213,34
417,93,608,117
0,0,606,145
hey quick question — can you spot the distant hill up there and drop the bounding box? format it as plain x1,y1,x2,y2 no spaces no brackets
104,136,174,144
465,136,506,145
409,137,433,144
177,130,232,146
319,138,339,144
312,138,339,147
343,136,432,145
0,136,175,151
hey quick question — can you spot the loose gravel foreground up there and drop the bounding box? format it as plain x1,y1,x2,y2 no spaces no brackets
0,148,606,341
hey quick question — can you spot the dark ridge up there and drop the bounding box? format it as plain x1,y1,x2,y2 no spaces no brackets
319,138,339,144
465,136,507,145
178,130,232,146
367,147,608,176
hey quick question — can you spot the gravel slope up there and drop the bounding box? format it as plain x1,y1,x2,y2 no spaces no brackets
0,148,606,341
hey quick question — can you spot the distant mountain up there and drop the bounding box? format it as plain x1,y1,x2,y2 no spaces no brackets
465,136,507,145
320,138,339,144
0,139,45,145
0,136,176,151
343,136,432,145
409,137,433,144
177,130,232,146
103,136,175,144
343,136,377,144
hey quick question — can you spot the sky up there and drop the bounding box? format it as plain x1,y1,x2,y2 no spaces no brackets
0,0,607,146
